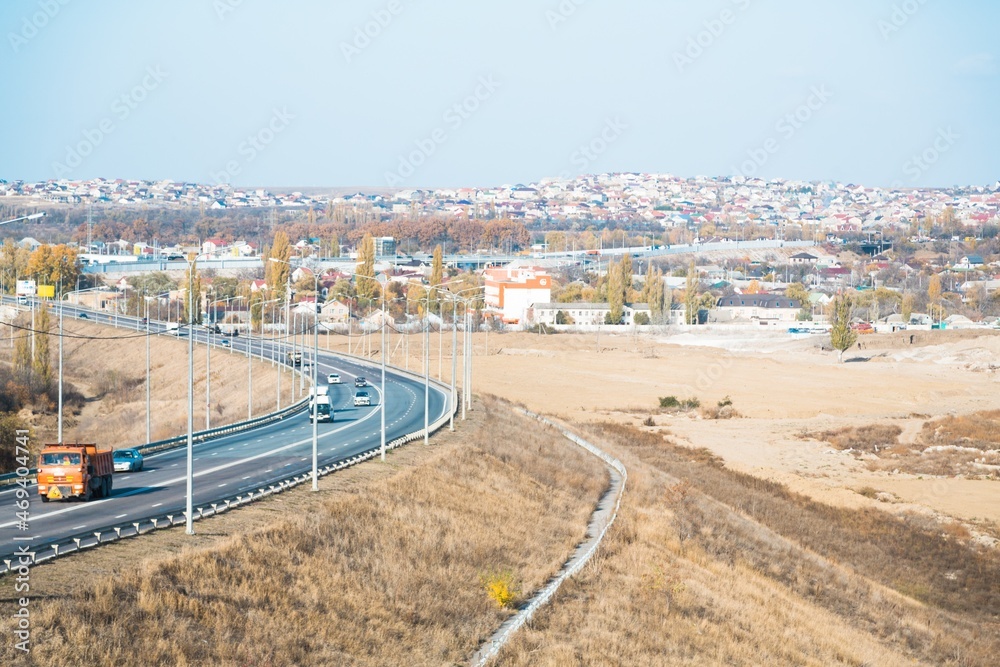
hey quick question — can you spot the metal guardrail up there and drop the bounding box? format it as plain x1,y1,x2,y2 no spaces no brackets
473,411,628,667
0,361,458,575
0,381,312,488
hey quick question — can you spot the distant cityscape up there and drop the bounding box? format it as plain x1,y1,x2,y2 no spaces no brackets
3,174,1000,234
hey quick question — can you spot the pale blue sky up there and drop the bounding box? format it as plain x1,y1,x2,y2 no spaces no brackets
2,0,997,188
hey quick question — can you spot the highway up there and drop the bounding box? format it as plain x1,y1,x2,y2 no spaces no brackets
0,298,451,563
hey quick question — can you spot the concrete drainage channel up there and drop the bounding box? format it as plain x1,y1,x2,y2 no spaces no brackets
470,410,628,667
0,368,457,576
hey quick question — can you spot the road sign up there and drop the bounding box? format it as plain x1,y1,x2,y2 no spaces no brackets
15,280,35,296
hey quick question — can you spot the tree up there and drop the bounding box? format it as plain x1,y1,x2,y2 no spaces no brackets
786,282,809,304
830,295,857,363
129,271,177,297
1,240,30,294
330,233,341,258
645,265,666,323
684,262,699,325
327,278,355,304
607,256,625,324
927,274,943,322
355,234,379,304
27,245,80,291
264,231,292,302
901,292,914,323
182,261,202,324
249,290,264,333
745,279,762,295
33,303,52,388
429,244,444,313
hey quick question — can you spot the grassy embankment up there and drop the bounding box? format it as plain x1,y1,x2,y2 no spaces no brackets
0,397,608,666
496,421,1000,666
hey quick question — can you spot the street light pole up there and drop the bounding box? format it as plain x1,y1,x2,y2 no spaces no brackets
186,259,196,536
311,271,319,492
57,288,63,443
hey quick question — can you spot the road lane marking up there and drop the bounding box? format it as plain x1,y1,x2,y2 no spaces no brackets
0,383,442,528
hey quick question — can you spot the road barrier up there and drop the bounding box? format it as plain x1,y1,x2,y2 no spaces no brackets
0,359,457,575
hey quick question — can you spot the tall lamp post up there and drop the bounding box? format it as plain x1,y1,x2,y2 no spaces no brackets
184,255,202,536
410,280,460,446
0,212,46,227
441,285,484,431
270,257,321,491
354,273,387,461
205,295,245,429
248,297,279,419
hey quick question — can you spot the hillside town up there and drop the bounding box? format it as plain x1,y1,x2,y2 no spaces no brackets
4,174,1000,234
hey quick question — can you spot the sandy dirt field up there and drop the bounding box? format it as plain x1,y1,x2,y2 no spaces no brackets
449,327,1000,531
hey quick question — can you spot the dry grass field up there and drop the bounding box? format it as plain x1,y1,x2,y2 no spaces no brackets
3,324,999,665
0,397,607,666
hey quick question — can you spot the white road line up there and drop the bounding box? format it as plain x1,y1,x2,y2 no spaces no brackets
72,525,86,530
0,386,429,529
115,514,127,519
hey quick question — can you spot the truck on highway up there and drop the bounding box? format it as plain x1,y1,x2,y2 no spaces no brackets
287,351,302,366
36,443,114,502
310,395,333,423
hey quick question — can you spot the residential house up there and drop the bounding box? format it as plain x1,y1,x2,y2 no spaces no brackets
715,295,803,323
319,299,351,323
789,252,819,265
484,266,552,325
529,303,664,327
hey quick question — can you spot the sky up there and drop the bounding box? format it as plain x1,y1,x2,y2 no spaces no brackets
1,0,997,190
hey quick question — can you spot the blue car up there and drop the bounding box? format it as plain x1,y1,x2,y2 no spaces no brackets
112,448,144,472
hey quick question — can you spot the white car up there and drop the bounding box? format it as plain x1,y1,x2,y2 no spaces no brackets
327,373,341,384
353,390,371,407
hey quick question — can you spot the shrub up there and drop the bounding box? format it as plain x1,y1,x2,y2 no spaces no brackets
642,416,656,427
634,312,651,325
659,396,680,409
681,398,701,410
857,487,878,499
717,396,733,408
814,425,902,453
481,569,519,609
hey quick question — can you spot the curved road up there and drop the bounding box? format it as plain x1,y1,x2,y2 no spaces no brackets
0,299,450,563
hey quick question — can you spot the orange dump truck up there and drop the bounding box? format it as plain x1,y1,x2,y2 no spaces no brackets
36,443,114,502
